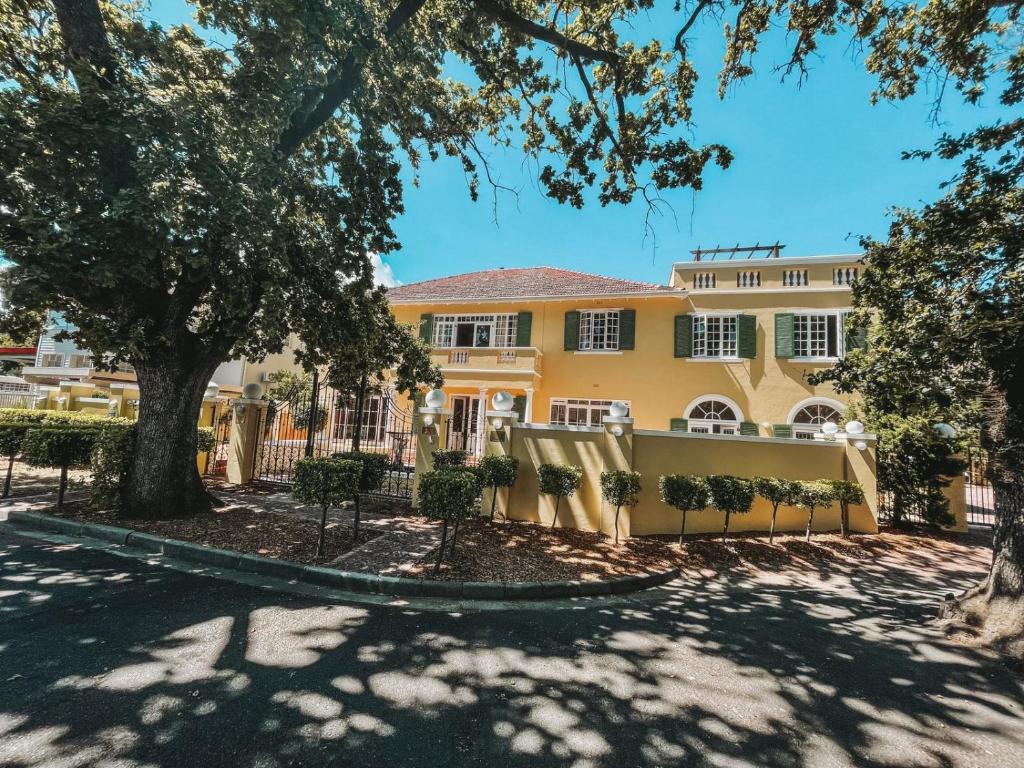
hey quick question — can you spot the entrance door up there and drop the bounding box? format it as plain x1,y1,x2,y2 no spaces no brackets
449,395,480,453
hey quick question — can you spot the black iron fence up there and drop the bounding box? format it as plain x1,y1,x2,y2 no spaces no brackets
878,444,997,528
204,401,234,477
252,373,417,499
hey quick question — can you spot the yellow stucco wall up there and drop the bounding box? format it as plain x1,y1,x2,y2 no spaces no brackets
390,262,860,432
490,420,878,537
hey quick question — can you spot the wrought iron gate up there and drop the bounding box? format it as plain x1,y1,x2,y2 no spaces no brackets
251,373,417,499
204,401,234,477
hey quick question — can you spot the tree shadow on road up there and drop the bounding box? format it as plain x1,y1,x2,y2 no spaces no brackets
0,531,1019,767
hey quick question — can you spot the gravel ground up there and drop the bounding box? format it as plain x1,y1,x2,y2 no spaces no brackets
49,503,381,565
406,518,992,582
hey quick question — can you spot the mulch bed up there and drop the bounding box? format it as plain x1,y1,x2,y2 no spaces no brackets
405,519,990,582
48,503,381,565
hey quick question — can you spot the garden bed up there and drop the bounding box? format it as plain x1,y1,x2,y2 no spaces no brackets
47,503,381,565
407,518,989,582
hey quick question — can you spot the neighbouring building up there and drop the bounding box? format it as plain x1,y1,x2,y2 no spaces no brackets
20,312,295,417
387,247,865,456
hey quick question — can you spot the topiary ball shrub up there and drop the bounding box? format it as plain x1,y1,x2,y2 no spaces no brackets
600,470,642,545
706,475,755,541
196,426,217,455
333,450,392,537
537,463,584,529
293,456,362,557
793,480,838,541
22,426,98,509
432,449,468,470
659,475,709,543
829,479,865,537
479,454,519,521
752,476,800,543
418,469,481,571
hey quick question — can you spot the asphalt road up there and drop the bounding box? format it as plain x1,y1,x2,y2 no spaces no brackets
1,527,1021,768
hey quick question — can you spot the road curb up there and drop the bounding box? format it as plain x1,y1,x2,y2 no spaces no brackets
7,510,680,601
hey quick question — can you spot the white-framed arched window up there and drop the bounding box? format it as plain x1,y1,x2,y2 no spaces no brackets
788,397,846,440
684,395,744,435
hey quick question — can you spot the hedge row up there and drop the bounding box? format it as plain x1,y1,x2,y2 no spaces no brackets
0,408,215,508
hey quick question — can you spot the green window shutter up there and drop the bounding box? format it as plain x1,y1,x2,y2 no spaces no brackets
419,313,433,344
669,418,688,432
673,315,693,358
515,312,533,347
844,314,868,353
512,395,527,421
618,309,636,350
564,310,580,351
737,314,757,359
774,313,795,359
772,424,793,439
740,421,759,436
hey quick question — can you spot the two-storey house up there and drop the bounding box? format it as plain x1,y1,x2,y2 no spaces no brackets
387,250,864,455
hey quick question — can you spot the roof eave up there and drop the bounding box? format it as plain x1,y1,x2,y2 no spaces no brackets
387,288,685,305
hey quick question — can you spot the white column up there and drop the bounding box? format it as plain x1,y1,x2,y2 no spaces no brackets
524,386,535,424
476,387,488,457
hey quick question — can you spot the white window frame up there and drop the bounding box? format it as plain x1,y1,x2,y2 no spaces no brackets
692,313,739,359
578,310,620,351
792,310,849,361
432,314,517,349
549,398,630,427
788,397,846,440
684,395,743,435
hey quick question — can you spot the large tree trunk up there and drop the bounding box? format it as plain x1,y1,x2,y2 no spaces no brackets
124,358,218,519
940,385,1024,656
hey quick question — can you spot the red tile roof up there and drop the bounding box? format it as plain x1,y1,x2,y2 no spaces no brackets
387,267,675,302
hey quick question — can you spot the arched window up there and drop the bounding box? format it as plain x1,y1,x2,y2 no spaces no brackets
685,396,742,435
789,398,845,440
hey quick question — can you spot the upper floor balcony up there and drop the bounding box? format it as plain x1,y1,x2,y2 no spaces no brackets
430,346,543,377
671,248,864,293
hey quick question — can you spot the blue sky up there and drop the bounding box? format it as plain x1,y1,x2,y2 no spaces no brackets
151,2,1007,286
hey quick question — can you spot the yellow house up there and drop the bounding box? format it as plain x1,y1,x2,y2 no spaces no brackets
388,249,865,454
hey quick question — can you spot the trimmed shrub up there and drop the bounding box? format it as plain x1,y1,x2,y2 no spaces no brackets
479,455,519,521
0,423,29,498
753,476,800,544
293,456,361,557
333,450,391,537
22,427,98,509
418,469,481,571
537,463,583,529
706,475,756,541
600,470,642,545
793,480,838,541
90,423,136,511
830,480,865,537
432,449,468,470
196,426,217,454
659,475,709,543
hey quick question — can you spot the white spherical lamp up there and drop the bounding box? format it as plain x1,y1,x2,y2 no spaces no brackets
425,389,445,409
492,418,504,429
845,420,865,435
422,414,434,427
242,382,263,400
853,440,868,451
821,421,840,436
491,391,514,411
609,400,629,418
205,382,221,400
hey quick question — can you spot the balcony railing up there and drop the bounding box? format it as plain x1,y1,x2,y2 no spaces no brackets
433,346,542,374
